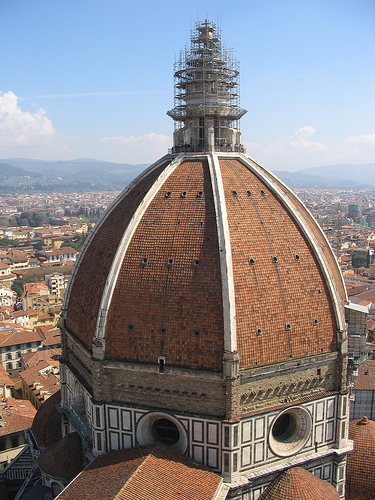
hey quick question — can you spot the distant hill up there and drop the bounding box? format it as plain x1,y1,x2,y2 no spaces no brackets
0,158,373,193
272,170,369,189
0,158,149,193
0,161,42,180
295,163,375,187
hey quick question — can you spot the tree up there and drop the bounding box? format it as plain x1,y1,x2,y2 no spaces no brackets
0,238,19,247
352,253,367,269
11,282,23,297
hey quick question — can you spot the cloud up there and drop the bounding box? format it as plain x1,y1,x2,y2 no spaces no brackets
99,132,172,163
286,126,326,152
244,126,375,171
0,91,54,150
346,132,375,144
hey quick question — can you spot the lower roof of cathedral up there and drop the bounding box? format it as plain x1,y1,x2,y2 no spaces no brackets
63,152,346,371
56,443,223,500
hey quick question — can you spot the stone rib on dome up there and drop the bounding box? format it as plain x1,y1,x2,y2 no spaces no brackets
63,152,346,371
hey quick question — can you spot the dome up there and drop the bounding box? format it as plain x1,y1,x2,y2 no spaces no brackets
63,153,346,371
37,431,84,482
31,390,62,448
346,416,375,499
258,466,340,499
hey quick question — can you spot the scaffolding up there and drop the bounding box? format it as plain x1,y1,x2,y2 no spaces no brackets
167,20,247,153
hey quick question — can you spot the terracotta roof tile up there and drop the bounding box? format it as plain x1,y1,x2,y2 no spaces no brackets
354,360,375,391
31,389,62,447
258,466,339,499
57,444,222,500
37,431,84,481
346,417,375,499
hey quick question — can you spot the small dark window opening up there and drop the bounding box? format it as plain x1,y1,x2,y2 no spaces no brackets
317,368,321,376
272,256,278,263
194,330,200,337
158,356,166,373
128,324,134,332
249,257,255,265
313,318,319,326
160,327,166,334
141,257,148,265
256,328,262,335
232,190,238,196
194,259,200,265
181,191,187,198
285,323,291,331
167,258,174,265
97,433,102,451
96,407,101,427
260,189,266,196
295,254,300,261
197,191,203,198
151,418,179,445
165,191,171,198
246,190,251,196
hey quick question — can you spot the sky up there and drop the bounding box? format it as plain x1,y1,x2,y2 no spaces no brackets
1,0,374,171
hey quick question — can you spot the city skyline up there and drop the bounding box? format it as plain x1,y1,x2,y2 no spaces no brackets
1,0,374,171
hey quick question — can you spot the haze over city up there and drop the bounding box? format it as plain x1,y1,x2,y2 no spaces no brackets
1,0,374,171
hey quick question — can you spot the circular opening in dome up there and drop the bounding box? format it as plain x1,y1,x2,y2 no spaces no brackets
194,259,200,265
246,190,251,196
272,256,278,263
260,189,266,196
269,407,312,457
197,191,203,198
272,413,296,441
313,318,319,326
256,328,262,335
249,257,255,265
168,258,174,265
232,190,238,196
151,418,180,445
181,191,187,198
295,254,300,261
165,191,171,198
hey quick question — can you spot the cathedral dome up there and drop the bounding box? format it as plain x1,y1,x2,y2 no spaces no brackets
63,153,346,372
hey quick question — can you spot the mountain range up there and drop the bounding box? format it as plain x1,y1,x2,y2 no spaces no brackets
0,158,373,193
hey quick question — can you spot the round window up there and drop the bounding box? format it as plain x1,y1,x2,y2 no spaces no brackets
269,407,312,457
136,412,188,453
151,418,180,445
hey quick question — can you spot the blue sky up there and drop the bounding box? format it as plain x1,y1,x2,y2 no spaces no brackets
1,0,374,171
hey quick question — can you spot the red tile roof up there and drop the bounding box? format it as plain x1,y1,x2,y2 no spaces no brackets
354,360,375,391
346,417,375,500
31,389,62,448
37,431,83,481
0,398,36,437
57,444,222,500
65,157,344,371
258,466,339,499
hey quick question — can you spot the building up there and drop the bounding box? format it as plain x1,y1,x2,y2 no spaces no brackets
44,247,77,264
0,324,43,376
58,20,351,500
350,359,375,420
0,398,36,469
